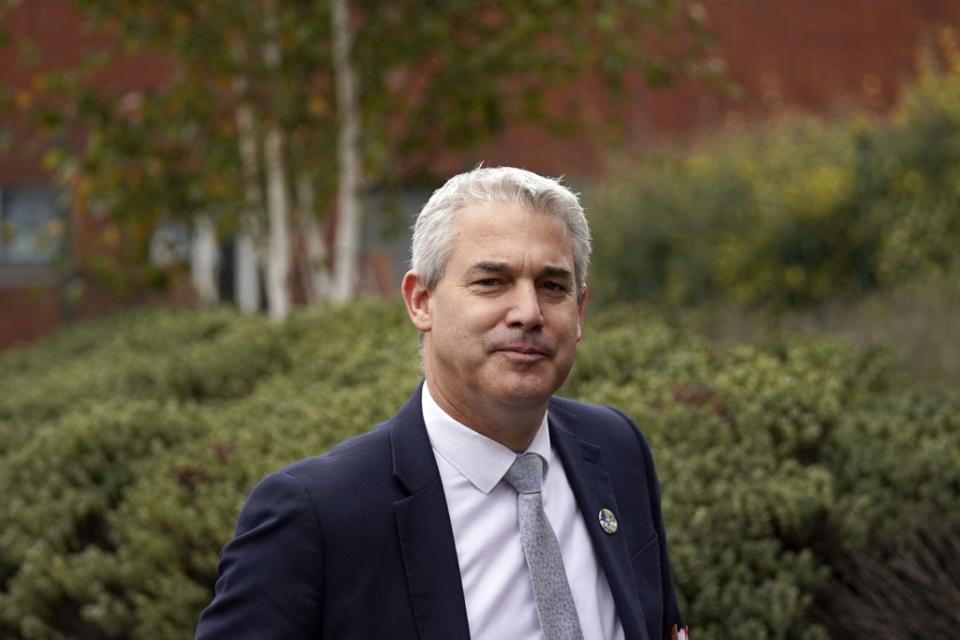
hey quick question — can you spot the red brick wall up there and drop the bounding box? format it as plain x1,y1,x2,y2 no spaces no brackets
474,0,960,176
0,0,178,351
0,287,61,350
3,0,960,350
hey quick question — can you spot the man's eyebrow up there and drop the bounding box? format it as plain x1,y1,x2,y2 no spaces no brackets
540,266,573,281
467,261,509,274
464,262,573,281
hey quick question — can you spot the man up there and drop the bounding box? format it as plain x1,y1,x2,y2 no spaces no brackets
195,167,685,640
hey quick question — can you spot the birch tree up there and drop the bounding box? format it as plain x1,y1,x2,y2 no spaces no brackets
190,216,219,305
233,99,263,313
12,0,719,319
260,0,293,320
330,0,361,303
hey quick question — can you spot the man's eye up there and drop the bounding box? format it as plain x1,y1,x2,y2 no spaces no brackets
540,281,567,292
475,279,503,286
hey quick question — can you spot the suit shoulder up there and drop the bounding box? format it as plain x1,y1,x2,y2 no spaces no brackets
549,395,640,428
549,395,651,448
275,420,395,496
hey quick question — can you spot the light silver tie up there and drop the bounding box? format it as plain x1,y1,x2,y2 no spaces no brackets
504,453,584,640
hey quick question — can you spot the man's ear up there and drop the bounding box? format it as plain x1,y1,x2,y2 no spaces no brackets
575,286,589,342
401,271,432,332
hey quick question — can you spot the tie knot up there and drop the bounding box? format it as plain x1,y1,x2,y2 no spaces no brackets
504,453,543,495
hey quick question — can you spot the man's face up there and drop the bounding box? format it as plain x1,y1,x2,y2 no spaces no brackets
405,201,586,417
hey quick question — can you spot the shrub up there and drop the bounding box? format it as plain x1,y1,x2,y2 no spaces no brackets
589,119,870,310
0,302,956,639
588,35,960,311
0,400,211,640
815,523,960,638
568,320,901,640
823,389,960,552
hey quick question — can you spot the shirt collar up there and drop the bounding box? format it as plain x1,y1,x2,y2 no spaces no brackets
421,382,552,495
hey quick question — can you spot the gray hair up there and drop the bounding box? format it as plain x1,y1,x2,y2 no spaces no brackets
410,166,591,295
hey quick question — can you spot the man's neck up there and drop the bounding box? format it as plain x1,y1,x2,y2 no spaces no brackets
424,379,547,453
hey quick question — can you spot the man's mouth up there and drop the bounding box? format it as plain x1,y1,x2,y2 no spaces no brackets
494,344,551,361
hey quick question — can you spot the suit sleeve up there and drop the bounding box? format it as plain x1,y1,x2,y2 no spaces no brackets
613,408,686,637
195,471,324,639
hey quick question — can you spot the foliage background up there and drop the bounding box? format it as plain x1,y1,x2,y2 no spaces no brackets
586,39,960,384
1,300,958,640
2,10,959,640
590,37,960,308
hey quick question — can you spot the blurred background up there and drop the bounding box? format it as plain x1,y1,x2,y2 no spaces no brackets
1,1,958,639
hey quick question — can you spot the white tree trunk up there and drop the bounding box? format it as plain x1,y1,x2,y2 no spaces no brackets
234,101,263,313
261,0,292,322
191,216,219,305
295,170,330,304
264,126,292,321
234,234,260,312
330,0,362,303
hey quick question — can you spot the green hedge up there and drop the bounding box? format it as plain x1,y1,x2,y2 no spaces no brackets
1,302,957,639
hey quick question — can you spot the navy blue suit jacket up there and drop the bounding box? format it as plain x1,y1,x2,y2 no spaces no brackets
195,386,684,640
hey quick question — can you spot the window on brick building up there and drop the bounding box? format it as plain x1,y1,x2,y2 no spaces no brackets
0,185,64,266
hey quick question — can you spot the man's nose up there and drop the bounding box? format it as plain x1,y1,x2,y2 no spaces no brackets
505,281,544,330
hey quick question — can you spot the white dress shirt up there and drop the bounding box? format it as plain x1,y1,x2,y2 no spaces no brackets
422,383,625,640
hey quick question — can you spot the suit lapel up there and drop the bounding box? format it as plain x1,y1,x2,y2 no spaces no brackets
391,386,471,640
550,403,650,640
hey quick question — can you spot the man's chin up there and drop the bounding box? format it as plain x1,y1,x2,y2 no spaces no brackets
486,372,559,407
